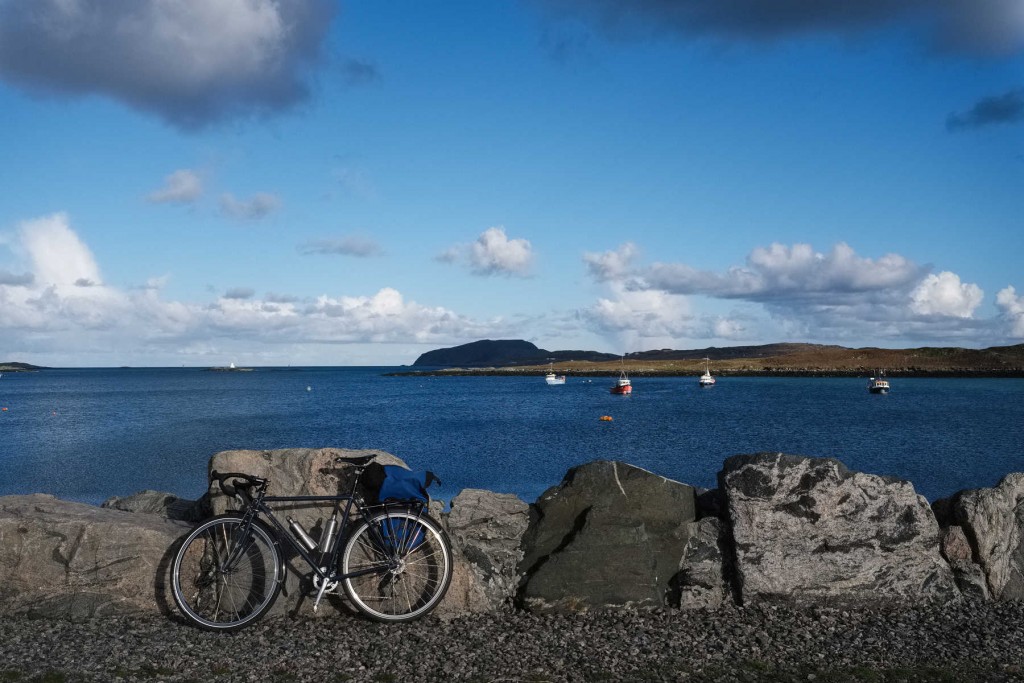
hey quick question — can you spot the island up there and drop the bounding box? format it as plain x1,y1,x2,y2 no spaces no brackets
0,362,46,372
395,339,1024,377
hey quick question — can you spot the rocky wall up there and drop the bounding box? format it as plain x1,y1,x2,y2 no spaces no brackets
1,449,1021,622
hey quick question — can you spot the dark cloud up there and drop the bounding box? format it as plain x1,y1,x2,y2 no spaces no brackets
0,270,34,286
224,287,255,300
542,0,1024,55
298,236,383,258
265,292,302,304
0,0,336,130
947,89,1024,131
220,193,281,220
340,59,380,86
540,27,592,63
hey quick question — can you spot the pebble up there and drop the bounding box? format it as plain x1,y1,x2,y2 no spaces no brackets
1,600,1024,682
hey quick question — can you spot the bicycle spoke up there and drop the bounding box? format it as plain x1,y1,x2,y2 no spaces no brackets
172,517,281,631
342,511,452,622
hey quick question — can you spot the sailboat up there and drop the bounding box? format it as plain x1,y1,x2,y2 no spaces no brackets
698,357,716,387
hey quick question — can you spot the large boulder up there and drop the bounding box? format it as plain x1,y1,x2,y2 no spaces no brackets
719,453,958,605
101,489,208,522
518,460,699,613
443,489,529,612
0,494,191,618
946,472,1024,600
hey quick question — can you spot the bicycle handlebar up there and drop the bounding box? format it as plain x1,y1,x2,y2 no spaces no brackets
211,456,374,499
211,470,267,498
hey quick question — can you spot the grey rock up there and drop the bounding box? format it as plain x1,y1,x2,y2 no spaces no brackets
674,517,731,609
939,525,990,600
719,453,958,605
949,472,1024,600
101,489,209,522
518,460,697,613
0,494,191,618
444,488,529,611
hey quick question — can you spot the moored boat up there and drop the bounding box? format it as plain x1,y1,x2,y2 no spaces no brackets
545,371,566,385
698,357,716,387
610,370,632,394
868,371,890,394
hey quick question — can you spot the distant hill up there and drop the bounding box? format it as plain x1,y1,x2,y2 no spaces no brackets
413,340,617,367
621,343,845,362
0,362,46,372
412,340,1024,375
412,340,841,367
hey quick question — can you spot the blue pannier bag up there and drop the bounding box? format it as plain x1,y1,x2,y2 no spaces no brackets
362,464,440,552
378,465,436,503
364,463,441,505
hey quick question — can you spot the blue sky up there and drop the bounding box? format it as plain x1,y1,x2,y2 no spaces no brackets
0,0,1022,367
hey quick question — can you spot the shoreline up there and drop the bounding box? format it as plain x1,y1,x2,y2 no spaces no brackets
388,368,1024,378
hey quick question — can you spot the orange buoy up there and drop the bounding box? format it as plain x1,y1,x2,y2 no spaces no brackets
599,415,613,421
1,407,7,412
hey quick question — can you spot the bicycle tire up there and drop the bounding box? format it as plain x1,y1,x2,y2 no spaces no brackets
341,509,452,622
171,514,283,631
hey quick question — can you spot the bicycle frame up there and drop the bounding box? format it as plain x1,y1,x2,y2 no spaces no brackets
230,470,425,586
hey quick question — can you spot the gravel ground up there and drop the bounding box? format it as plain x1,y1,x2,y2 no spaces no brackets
2,600,1024,683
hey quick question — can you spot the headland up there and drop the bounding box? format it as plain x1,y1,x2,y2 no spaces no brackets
394,339,1024,378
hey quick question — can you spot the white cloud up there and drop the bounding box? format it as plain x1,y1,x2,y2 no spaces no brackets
579,240,1000,346
469,227,534,277
148,169,203,204
0,0,335,129
220,192,281,220
439,227,534,277
583,242,640,283
996,286,1024,337
583,280,749,348
19,212,102,287
909,271,984,318
643,242,923,301
588,285,693,338
0,213,510,363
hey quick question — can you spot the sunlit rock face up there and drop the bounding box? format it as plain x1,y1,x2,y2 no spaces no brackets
0,494,190,618
719,452,958,606
945,473,1024,601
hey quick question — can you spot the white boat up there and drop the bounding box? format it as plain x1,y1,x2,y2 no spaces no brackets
545,371,566,385
698,357,716,387
868,371,890,394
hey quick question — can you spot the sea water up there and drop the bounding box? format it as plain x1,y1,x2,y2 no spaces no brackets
1,367,1022,506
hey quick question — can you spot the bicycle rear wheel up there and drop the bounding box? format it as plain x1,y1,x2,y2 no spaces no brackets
171,514,282,631
341,509,452,622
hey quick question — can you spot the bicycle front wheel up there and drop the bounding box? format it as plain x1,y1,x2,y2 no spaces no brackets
341,509,453,622
171,514,282,631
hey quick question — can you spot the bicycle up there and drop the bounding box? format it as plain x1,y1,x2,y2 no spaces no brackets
170,454,453,631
